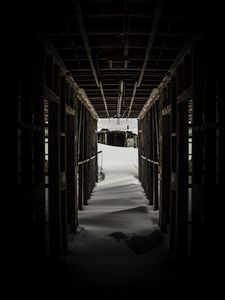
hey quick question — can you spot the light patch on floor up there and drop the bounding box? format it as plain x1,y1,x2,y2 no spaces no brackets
63,144,177,294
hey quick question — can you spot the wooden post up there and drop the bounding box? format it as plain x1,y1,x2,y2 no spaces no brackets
66,84,78,232
168,74,176,257
175,98,189,260
32,38,45,256
145,111,150,201
83,109,88,205
138,120,142,181
149,110,154,205
173,55,192,261
192,37,221,262
78,104,84,210
192,41,206,259
159,86,171,231
153,103,159,210
48,98,61,257
17,37,46,258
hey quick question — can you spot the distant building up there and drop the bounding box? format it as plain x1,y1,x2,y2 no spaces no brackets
98,129,138,148
97,128,109,145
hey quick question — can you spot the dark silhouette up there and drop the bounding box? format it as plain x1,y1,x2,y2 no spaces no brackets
109,229,163,254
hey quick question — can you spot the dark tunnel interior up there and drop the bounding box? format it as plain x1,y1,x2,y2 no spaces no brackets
5,0,224,297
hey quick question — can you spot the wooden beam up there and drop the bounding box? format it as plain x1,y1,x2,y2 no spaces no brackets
37,34,99,119
127,81,138,118
73,0,100,88
137,88,159,119
99,82,109,118
117,80,124,118
137,0,164,87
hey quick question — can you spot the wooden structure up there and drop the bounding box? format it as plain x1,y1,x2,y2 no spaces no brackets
138,35,224,264
98,129,137,147
14,35,98,262
9,0,223,279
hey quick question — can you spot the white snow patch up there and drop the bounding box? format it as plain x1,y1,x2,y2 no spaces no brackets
64,144,174,292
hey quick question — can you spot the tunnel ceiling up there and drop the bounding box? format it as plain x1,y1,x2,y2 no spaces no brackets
31,0,202,118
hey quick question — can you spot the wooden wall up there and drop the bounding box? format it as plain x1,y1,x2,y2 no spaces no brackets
138,34,224,263
14,35,98,262
138,100,159,210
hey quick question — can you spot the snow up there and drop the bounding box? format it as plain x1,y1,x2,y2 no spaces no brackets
97,142,138,177
69,144,161,256
15,145,217,297
37,143,207,297
61,144,180,294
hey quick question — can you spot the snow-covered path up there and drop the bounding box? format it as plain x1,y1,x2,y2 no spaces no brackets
70,144,161,256
60,144,182,295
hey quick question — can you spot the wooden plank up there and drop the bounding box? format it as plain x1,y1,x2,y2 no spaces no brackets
67,83,79,230
83,109,88,205
48,100,61,257
53,63,60,96
162,104,171,116
146,114,149,196
78,103,84,210
66,104,76,116
45,54,53,90
66,113,78,231
183,54,192,90
177,86,192,104
160,83,171,230
44,85,60,103
152,103,159,210
192,41,205,258
149,111,153,205
218,59,224,187
175,99,189,259
159,112,171,230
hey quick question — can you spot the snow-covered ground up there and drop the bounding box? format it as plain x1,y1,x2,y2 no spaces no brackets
97,143,138,184
60,144,183,295
72,144,160,251
15,144,216,297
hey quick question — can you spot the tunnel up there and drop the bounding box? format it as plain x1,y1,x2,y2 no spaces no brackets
8,0,224,297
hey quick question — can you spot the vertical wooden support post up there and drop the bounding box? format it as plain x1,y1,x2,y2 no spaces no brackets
145,111,150,201
138,120,142,181
49,99,61,257
149,112,153,205
20,45,33,254
94,119,98,184
217,55,224,263
32,39,45,256
78,104,84,210
153,103,159,210
218,56,224,190
192,38,220,261
48,60,67,257
204,53,217,256
173,62,189,260
83,110,88,205
66,87,78,232
88,114,92,197
18,36,46,259
60,78,67,253
142,118,146,193
159,86,171,231
175,98,188,259
192,41,205,259
169,75,177,257
152,105,156,208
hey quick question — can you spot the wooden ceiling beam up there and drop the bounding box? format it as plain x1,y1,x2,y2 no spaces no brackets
137,0,164,87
